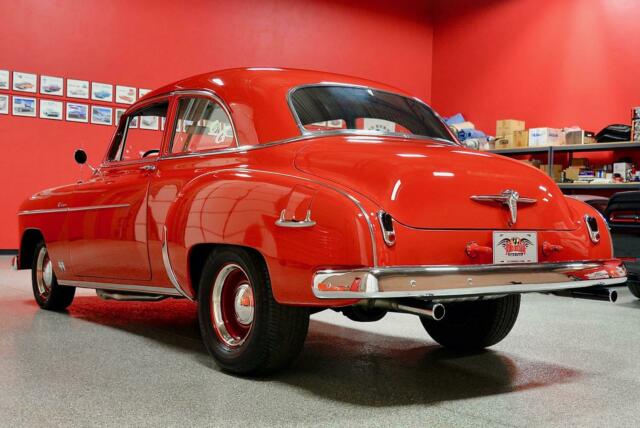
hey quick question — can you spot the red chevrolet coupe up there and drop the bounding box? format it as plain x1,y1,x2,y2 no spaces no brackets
16,68,626,374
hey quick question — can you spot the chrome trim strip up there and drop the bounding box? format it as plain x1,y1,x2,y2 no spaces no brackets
214,167,378,266
58,280,181,296
162,225,194,300
18,203,130,216
286,83,459,145
275,209,316,228
312,260,627,299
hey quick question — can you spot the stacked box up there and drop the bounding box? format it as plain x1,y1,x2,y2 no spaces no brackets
496,120,525,147
632,107,640,142
529,128,561,147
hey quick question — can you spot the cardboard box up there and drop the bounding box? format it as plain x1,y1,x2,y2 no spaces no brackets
529,128,562,147
565,129,596,145
494,137,512,149
496,119,525,138
513,130,529,147
520,159,541,168
564,166,582,181
541,164,563,181
614,162,633,181
571,158,589,167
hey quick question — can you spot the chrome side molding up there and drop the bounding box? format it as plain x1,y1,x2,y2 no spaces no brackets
275,209,316,228
162,226,194,300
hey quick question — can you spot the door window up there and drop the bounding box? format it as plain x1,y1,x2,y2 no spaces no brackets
169,97,235,154
108,101,169,162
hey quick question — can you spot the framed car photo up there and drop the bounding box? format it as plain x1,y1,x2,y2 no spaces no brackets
91,106,113,125
138,88,151,98
13,72,37,93
66,102,88,123
116,85,136,104
0,70,9,90
67,79,89,99
91,82,113,102
39,99,63,120
115,108,126,126
40,76,64,96
0,94,8,114
12,96,37,117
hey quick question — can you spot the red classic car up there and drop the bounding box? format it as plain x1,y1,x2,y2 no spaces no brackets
16,68,627,374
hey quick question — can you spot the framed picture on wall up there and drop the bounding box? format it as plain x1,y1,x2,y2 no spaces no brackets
39,99,63,120
116,85,136,104
67,79,89,99
115,108,126,126
0,94,8,114
40,76,64,96
66,102,88,123
91,82,113,102
140,116,159,130
91,106,113,125
129,116,138,128
12,96,37,117
138,88,151,98
12,72,37,93
0,70,9,90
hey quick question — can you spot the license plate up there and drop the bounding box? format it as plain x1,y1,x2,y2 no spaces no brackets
493,231,538,264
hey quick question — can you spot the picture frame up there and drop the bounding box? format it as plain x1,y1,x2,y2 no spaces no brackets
40,76,64,96
0,70,9,90
0,94,8,114
91,82,113,102
66,102,89,123
138,88,151,98
12,96,37,117
139,115,159,130
39,99,63,120
67,79,89,99
116,85,136,104
91,106,113,125
129,116,139,128
115,108,126,126
13,72,37,93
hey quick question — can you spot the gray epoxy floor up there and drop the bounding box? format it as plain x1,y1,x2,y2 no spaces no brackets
1,256,640,427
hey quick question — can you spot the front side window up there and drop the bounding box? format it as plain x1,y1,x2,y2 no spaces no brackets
290,85,455,143
170,97,235,154
108,101,169,162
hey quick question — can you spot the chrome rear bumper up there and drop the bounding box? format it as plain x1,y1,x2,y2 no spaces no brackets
312,259,627,299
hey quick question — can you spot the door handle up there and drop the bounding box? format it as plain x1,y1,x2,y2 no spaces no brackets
140,164,157,171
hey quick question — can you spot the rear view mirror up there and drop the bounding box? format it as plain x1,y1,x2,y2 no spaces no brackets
74,149,88,165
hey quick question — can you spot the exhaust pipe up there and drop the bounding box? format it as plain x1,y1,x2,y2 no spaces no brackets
552,286,618,303
358,300,445,321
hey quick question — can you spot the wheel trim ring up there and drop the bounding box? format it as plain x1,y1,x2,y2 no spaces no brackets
211,263,254,348
35,246,53,299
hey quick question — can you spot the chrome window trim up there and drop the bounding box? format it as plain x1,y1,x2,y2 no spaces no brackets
214,167,378,267
163,90,240,158
286,83,460,144
58,280,181,296
18,203,130,216
162,225,194,300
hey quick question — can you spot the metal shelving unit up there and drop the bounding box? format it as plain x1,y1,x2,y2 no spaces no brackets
489,141,640,193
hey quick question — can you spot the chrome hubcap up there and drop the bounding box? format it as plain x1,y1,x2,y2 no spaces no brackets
234,283,254,326
36,246,53,298
211,263,254,348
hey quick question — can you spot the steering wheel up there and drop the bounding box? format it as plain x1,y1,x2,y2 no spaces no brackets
142,149,160,158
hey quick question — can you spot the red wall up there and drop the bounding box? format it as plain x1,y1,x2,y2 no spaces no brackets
0,0,434,248
431,0,640,135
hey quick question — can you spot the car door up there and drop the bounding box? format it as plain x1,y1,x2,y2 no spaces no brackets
67,98,171,281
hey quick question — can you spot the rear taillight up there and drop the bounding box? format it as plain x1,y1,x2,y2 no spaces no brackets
377,211,396,246
609,211,640,224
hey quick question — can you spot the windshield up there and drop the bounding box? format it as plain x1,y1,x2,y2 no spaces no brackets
289,85,456,143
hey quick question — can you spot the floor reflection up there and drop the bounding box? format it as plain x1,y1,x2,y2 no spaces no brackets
25,295,582,407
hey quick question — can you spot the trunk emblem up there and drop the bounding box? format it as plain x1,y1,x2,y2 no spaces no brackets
470,189,537,226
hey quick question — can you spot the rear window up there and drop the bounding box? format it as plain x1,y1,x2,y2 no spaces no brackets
289,85,455,143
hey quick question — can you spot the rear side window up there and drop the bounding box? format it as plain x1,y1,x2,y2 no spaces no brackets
170,97,235,154
290,85,454,143
108,101,169,162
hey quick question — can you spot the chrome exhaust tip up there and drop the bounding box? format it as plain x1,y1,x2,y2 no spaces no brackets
552,286,618,303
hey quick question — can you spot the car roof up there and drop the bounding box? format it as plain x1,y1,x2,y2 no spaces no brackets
138,67,412,145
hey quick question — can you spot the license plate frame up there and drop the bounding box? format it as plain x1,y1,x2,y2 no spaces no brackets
493,231,538,264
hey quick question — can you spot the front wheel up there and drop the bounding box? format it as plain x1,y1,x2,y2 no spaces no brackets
197,247,309,375
420,294,520,351
31,241,75,310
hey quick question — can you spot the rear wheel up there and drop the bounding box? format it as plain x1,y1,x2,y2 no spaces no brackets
628,282,640,299
420,295,520,351
31,242,75,310
197,247,309,375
